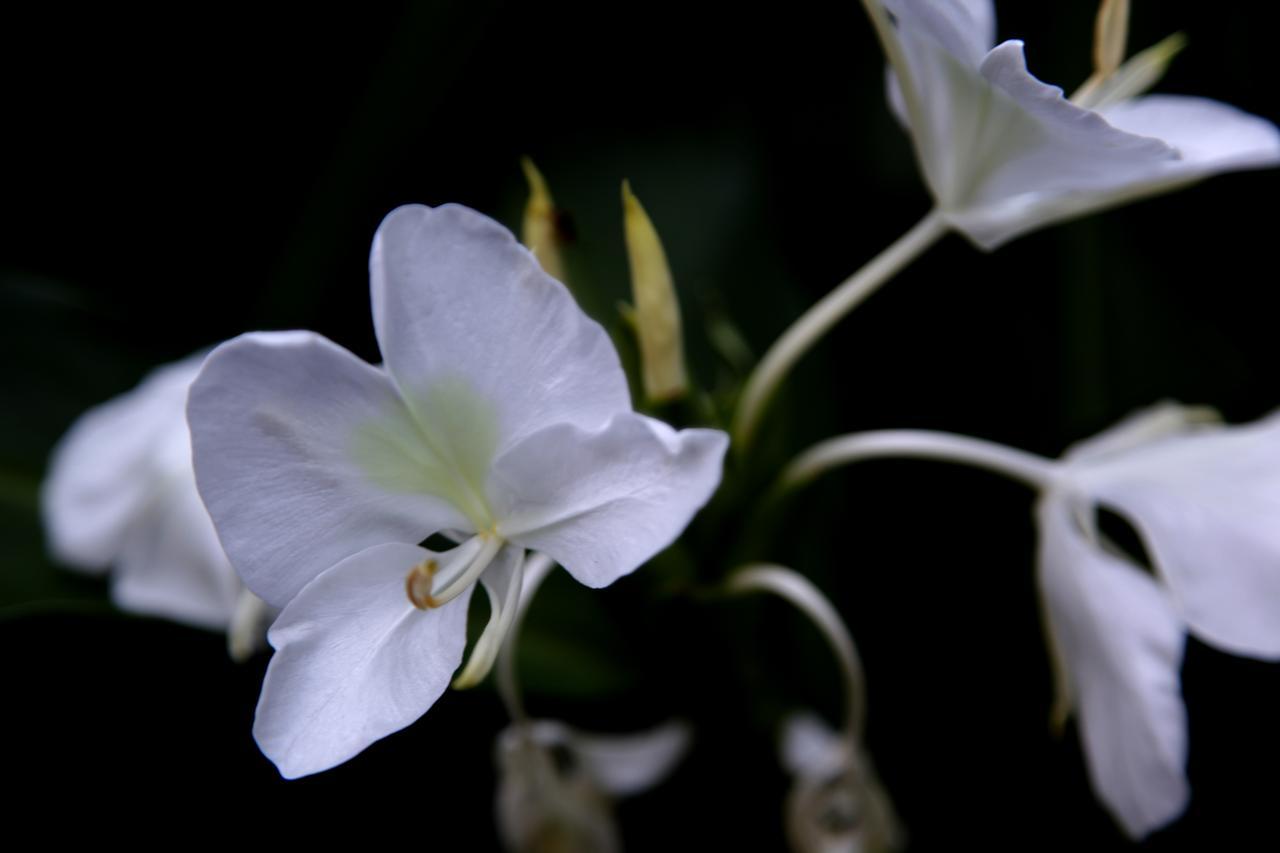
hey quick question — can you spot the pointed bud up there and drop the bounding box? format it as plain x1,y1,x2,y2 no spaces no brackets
520,157,568,283
621,181,688,404
1084,32,1188,110
1093,0,1130,77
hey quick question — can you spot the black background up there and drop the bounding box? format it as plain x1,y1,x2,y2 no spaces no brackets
3,1,1279,848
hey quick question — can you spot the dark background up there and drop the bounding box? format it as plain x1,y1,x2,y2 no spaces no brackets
3,1,1278,848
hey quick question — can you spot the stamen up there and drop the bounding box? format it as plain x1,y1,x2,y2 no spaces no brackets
405,559,440,609
430,534,504,607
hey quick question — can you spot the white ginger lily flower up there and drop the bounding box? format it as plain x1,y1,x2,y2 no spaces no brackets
495,718,690,853
42,353,271,659
1040,402,1280,837
187,204,728,779
864,0,1280,249
783,402,1280,837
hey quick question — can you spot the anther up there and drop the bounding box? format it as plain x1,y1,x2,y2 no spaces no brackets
406,559,441,609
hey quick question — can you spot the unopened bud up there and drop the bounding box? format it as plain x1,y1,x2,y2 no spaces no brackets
520,157,568,284
621,181,688,404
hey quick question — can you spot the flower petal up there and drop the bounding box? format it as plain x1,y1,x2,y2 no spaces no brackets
42,353,204,571
1099,94,1280,180
491,413,728,589
780,712,847,779
1074,410,1280,660
188,331,469,608
369,204,632,459
111,459,241,630
945,40,1178,248
252,542,473,779
1037,495,1188,838
569,720,692,797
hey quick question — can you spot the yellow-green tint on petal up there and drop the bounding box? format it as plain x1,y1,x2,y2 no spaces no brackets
1075,32,1188,110
350,377,500,531
621,180,688,404
1093,0,1130,77
520,157,567,283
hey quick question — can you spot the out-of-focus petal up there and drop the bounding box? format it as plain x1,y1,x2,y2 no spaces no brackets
1037,495,1188,838
43,354,204,571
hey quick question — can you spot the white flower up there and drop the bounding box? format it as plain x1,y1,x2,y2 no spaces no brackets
864,0,1280,248
42,353,269,657
494,718,690,853
1039,402,1280,837
187,203,728,779
783,402,1280,837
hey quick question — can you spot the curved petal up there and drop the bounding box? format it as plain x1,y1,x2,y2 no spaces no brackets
1074,410,1280,660
1036,495,1188,839
42,353,204,571
571,720,692,797
253,542,473,779
1100,94,1280,178
112,460,241,630
369,204,632,460
491,413,728,588
188,331,469,608
780,712,847,779
943,40,1178,248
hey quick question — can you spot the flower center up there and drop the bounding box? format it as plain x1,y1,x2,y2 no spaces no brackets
405,533,504,609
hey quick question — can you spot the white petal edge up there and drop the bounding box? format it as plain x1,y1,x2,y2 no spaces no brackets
253,542,474,779
187,331,469,608
570,720,692,797
42,353,205,571
491,413,728,589
369,204,632,457
1100,95,1280,177
1037,494,1188,838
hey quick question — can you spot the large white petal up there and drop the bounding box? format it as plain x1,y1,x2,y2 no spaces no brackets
253,542,473,779
188,331,469,608
42,353,204,571
1099,94,1280,183
111,458,241,630
490,413,728,589
369,205,632,460
1074,410,1280,660
1037,495,1188,839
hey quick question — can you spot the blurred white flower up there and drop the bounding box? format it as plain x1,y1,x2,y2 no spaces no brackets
783,401,1280,837
1039,402,1280,837
187,204,728,778
864,0,1280,248
495,718,690,853
42,353,270,658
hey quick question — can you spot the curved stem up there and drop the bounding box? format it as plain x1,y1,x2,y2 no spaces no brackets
732,211,947,451
781,429,1060,495
495,552,556,723
729,563,868,741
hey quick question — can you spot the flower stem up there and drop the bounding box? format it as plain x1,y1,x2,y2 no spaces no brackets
780,429,1060,495
495,552,556,723
732,211,947,451
730,564,868,740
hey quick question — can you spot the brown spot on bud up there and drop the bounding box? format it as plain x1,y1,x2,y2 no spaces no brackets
406,559,440,609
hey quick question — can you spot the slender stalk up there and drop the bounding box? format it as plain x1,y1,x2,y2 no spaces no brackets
732,211,947,451
729,563,868,741
495,552,556,723
781,429,1060,495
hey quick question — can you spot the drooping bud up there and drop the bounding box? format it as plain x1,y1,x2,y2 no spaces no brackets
521,157,568,284
621,181,689,404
